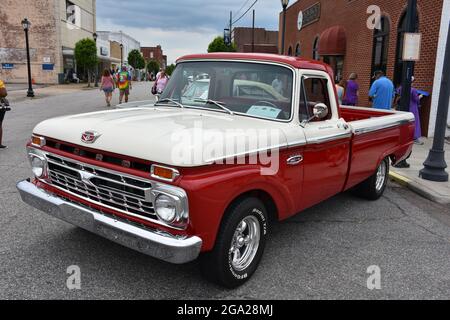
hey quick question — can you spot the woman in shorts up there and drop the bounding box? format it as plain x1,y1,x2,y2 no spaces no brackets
100,69,115,107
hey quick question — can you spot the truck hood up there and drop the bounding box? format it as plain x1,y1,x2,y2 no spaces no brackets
33,107,290,167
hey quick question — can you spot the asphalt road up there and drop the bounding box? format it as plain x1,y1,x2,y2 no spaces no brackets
1,83,449,299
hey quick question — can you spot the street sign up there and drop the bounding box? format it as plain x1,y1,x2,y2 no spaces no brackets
402,33,422,61
43,56,51,63
1,63,14,69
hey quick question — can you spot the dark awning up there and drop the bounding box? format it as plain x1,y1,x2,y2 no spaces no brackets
318,26,347,56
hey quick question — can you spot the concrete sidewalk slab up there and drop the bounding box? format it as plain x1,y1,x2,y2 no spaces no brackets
389,138,450,204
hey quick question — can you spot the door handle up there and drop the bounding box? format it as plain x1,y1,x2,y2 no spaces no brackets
287,155,303,166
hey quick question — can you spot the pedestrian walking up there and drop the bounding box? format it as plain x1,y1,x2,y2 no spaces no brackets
343,73,359,106
0,79,9,149
152,69,169,100
336,79,347,105
394,76,423,145
369,70,395,110
116,66,132,104
100,69,115,107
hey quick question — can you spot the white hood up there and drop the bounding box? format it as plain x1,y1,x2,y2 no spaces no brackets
33,107,290,167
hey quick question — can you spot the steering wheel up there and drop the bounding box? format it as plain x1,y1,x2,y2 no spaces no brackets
252,100,280,109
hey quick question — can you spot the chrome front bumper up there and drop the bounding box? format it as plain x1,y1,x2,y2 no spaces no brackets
16,180,202,264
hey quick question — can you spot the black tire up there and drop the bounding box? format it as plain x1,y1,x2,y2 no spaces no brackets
200,197,269,288
352,157,389,200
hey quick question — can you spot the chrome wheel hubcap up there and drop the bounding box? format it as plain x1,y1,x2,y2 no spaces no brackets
375,161,387,192
229,216,260,272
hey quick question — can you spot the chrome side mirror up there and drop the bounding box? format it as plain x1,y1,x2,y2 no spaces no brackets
313,103,329,120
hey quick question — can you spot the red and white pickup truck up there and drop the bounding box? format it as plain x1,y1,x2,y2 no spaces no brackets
17,53,414,288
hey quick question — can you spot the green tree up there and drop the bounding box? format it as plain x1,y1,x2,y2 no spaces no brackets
207,36,237,53
166,64,176,76
74,38,98,87
146,60,160,76
128,49,145,70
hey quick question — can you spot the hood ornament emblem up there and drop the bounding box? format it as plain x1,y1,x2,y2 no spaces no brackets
81,130,101,144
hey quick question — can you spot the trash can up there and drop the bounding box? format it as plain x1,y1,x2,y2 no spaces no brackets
58,73,65,84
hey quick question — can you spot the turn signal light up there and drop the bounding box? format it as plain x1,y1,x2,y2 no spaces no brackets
31,135,46,147
151,165,180,181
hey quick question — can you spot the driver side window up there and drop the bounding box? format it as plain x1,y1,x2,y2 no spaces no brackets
300,76,332,121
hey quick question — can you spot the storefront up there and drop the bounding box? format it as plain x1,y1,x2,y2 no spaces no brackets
280,0,445,137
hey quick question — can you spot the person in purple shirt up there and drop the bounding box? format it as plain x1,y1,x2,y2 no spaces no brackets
343,73,359,106
395,76,423,144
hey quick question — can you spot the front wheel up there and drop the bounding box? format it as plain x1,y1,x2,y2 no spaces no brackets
200,197,268,288
352,157,389,200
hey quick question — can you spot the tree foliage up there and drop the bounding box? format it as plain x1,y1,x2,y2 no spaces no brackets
74,38,98,87
166,64,176,76
128,49,145,69
146,60,160,75
207,36,237,53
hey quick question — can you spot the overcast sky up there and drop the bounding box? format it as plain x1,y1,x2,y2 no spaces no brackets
96,0,283,64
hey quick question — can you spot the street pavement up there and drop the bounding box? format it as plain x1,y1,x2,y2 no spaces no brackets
0,82,450,299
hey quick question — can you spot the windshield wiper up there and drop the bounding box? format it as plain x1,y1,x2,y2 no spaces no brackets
155,98,185,109
193,99,234,115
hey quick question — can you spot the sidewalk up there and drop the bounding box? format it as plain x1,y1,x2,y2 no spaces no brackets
390,138,450,204
5,83,97,103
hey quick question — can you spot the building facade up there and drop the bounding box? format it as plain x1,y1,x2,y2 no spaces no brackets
279,0,445,137
234,27,279,53
141,45,167,69
97,31,140,66
0,0,96,84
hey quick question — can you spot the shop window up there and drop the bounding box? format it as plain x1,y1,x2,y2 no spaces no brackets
295,43,301,57
313,36,320,60
370,16,390,80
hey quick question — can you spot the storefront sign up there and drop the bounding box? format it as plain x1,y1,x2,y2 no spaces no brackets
301,2,321,29
402,33,422,61
1,63,14,69
42,63,54,71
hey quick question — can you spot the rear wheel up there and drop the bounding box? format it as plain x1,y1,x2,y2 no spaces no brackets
353,158,389,200
200,197,268,288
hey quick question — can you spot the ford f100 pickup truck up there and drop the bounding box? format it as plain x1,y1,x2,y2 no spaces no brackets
17,53,414,288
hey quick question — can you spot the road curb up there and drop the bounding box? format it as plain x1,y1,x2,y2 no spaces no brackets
389,171,450,205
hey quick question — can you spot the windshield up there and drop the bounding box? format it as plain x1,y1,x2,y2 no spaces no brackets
159,61,294,121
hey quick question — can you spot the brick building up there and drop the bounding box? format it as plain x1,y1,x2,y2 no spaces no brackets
279,0,445,137
141,45,167,69
0,0,96,84
233,27,279,53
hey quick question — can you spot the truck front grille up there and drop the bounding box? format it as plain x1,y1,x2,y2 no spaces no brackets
45,153,157,221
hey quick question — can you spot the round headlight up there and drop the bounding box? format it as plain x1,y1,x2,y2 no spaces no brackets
31,156,45,178
155,194,177,223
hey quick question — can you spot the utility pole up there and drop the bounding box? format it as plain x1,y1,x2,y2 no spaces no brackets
252,9,255,53
419,22,450,182
230,11,233,45
399,0,418,112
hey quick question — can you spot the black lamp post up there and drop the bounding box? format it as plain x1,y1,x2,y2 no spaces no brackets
399,0,418,112
93,32,99,87
120,43,123,67
419,22,450,182
22,18,34,97
281,0,289,55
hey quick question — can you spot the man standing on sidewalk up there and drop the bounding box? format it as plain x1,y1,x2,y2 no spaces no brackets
369,71,395,110
0,79,8,149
